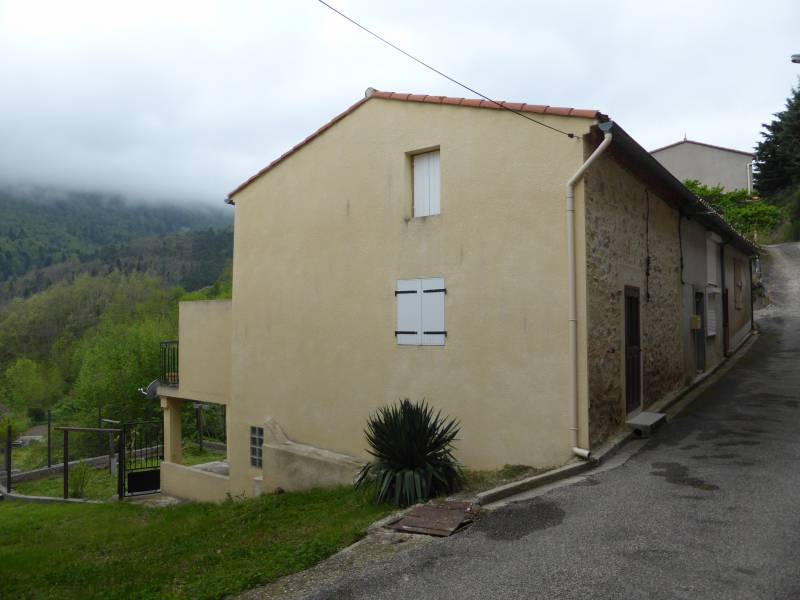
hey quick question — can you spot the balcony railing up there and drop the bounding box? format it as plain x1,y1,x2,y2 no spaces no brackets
160,341,179,387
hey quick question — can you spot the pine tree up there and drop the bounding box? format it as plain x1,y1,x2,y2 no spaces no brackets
754,80,800,196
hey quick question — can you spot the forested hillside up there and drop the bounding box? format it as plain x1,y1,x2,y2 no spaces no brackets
0,186,232,300
0,186,234,449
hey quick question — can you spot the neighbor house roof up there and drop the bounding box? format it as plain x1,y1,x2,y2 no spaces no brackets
227,89,604,199
650,139,754,158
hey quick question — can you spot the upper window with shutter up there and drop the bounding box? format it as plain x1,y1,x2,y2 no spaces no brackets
706,235,720,286
412,150,440,218
395,278,446,346
706,293,718,337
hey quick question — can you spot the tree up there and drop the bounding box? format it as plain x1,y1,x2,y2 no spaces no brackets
754,81,800,196
69,317,173,423
3,358,51,417
685,180,783,238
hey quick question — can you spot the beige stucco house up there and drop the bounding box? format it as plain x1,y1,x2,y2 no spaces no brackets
157,90,758,502
651,139,755,192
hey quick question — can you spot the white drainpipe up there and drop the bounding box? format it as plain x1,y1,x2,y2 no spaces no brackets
565,122,614,460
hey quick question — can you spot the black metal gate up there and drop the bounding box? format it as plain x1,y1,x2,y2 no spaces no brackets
121,420,162,497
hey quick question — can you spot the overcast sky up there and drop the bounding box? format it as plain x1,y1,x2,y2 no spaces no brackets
1,0,798,204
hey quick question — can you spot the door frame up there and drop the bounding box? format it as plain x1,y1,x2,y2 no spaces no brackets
694,290,706,372
623,285,642,415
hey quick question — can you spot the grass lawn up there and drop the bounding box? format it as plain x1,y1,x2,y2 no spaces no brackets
14,447,227,500
0,486,391,599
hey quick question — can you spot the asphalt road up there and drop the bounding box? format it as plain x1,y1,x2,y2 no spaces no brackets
308,243,800,600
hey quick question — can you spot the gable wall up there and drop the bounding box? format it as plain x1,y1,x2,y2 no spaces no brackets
226,98,597,493
652,143,752,191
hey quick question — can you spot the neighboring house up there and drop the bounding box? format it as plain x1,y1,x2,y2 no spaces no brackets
650,139,755,192
157,90,758,502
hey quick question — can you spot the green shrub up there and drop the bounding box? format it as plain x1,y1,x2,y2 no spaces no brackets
69,462,93,498
0,416,25,445
356,399,464,507
684,179,784,238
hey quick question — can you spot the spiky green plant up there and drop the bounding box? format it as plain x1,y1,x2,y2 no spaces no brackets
355,399,464,506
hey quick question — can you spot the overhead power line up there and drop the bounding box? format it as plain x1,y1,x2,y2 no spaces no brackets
316,0,577,139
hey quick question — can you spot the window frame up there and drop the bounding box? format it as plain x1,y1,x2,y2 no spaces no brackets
249,426,264,468
395,277,446,346
411,149,441,218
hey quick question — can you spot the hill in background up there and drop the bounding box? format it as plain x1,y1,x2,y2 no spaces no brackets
0,185,233,302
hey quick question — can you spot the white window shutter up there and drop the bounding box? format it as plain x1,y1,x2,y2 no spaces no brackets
396,279,421,345
707,297,718,337
420,277,446,346
428,151,440,216
413,154,430,217
706,239,718,285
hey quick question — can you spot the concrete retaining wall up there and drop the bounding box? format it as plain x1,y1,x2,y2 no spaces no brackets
161,461,230,503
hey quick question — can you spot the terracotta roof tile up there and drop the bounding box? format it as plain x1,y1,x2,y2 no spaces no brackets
543,106,572,116
570,108,600,119
522,104,548,112
228,90,603,199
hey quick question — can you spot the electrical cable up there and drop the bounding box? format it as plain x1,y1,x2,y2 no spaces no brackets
316,0,577,139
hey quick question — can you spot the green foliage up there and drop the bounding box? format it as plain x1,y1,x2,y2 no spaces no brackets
68,316,175,424
0,262,236,441
68,463,93,498
754,80,800,196
0,415,25,444
356,399,464,506
0,486,391,599
0,272,175,365
684,179,783,237
3,358,62,419
181,259,233,301
0,192,235,446
11,440,62,472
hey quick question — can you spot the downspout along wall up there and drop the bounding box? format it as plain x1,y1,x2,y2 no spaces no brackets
582,147,684,445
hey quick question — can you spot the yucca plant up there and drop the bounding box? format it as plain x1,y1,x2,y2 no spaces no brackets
356,399,464,506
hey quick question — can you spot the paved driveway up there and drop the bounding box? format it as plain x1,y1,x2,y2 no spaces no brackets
306,244,800,600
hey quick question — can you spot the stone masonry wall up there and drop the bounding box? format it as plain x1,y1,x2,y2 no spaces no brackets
583,148,684,445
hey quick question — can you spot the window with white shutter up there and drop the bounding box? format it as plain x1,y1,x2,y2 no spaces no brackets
413,150,440,218
395,278,445,346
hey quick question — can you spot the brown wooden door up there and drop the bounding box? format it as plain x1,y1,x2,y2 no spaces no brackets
624,286,641,414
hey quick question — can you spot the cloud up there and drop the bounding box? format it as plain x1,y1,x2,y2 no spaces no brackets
0,0,798,202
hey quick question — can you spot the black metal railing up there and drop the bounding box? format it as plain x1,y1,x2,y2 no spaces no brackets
160,340,179,387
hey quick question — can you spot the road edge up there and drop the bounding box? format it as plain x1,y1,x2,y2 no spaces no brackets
473,328,760,506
